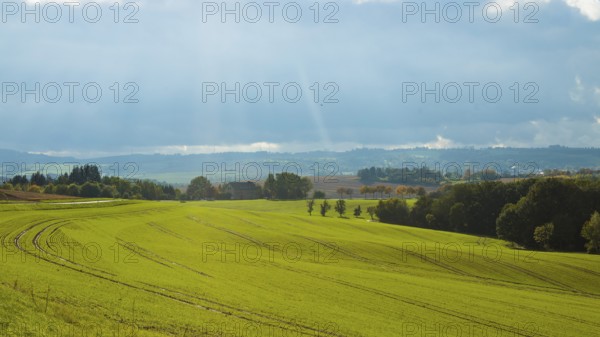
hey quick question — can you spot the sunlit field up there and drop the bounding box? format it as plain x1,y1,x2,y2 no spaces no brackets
1,200,599,336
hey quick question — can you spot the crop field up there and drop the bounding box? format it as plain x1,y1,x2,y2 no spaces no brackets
0,200,599,336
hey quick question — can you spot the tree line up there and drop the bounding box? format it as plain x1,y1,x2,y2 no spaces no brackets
371,178,600,253
1,165,178,200
183,172,313,201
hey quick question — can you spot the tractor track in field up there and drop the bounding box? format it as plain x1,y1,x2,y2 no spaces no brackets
381,243,474,277
183,217,549,337
115,238,212,278
491,259,595,297
148,222,194,243
457,290,600,329
11,218,347,337
189,216,271,249
382,242,600,301
189,214,595,334
36,220,118,277
297,235,371,264
265,260,548,337
546,260,600,278
138,281,349,337
222,213,263,228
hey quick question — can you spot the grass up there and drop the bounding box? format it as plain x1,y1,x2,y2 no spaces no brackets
0,199,598,336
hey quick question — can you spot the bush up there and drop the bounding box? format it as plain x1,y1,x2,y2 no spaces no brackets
27,185,42,193
67,184,80,197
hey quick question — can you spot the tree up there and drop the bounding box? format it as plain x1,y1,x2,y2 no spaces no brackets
313,190,326,199
385,186,393,198
396,185,407,198
27,185,42,193
267,173,312,200
360,185,369,199
366,206,376,220
449,202,467,232
30,171,48,186
1,182,14,191
101,185,117,198
581,212,600,253
263,174,276,199
353,205,362,217
376,185,386,199
336,187,346,199
80,182,101,198
375,199,410,225
187,176,215,200
334,199,346,217
43,184,55,194
320,200,331,217
307,199,315,216
346,188,354,199
66,184,80,196
425,213,437,228
534,223,554,250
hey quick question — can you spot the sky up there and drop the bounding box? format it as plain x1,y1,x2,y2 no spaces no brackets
1,0,599,156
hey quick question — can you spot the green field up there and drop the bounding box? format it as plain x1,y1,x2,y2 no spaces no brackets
0,200,599,336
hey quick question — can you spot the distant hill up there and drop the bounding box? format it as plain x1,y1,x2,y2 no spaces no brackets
2,146,600,184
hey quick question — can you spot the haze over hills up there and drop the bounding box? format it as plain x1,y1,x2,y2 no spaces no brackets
2,146,600,184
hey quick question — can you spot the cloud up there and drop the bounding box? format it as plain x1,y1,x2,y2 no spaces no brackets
565,0,600,21
570,76,586,103
353,0,598,21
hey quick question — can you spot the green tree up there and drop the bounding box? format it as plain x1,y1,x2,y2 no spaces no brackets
353,205,362,217
449,202,467,232
101,185,117,198
334,199,346,217
367,206,376,220
581,212,600,253
307,199,315,216
263,174,276,199
313,190,326,199
80,182,101,198
27,185,42,193
375,198,409,225
425,213,437,228
66,184,80,196
534,223,554,250
274,173,313,200
43,184,55,194
187,176,214,200
320,200,331,217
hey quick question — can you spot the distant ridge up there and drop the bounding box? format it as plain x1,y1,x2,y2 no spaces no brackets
2,147,600,184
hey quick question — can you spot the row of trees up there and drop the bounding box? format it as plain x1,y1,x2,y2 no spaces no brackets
371,178,600,253
6,165,103,187
306,199,377,219
358,166,519,185
185,172,313,200
358,166,444,185
2,166,178,200
358,185,427,199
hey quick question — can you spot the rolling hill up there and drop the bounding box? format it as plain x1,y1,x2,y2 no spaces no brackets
0,200,598,336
